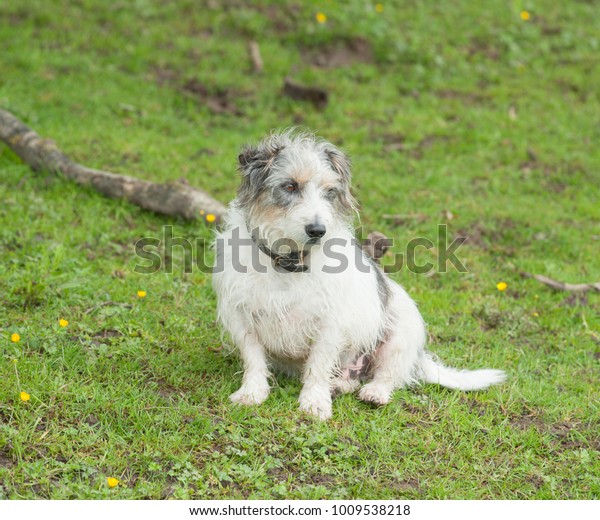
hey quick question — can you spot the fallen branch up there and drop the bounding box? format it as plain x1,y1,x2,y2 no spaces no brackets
524,273,600,293
0,108,226,223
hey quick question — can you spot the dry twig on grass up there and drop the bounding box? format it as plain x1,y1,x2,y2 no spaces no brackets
523,272,600,293
247,41,264,73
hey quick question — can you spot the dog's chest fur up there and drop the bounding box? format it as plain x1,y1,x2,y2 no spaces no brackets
242,271,328,358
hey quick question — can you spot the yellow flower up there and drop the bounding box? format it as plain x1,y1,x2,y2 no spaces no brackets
137,290,147,298
520,10,530,21
532,312,539,317
199,210,205,215
206,213,216,223
20,391,30,402
315,12,327,24
59,318,68,328
107,477,120,488
11,333,20,343
375,3,384,13
496,282,508,291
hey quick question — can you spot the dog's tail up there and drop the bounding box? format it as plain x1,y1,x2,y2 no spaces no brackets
421,352,506,391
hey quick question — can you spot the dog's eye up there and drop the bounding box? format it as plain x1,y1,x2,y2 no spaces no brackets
284,182,298,193
325,188,337,201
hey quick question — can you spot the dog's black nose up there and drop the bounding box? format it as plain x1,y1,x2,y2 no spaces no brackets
305,223,326,238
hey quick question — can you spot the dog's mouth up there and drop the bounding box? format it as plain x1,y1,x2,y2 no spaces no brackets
305,237,321,246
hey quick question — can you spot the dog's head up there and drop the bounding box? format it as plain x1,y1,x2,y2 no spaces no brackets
236,131,357,251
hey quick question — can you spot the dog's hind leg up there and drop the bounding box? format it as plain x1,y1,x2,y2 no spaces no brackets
358,306,426,406
229,325,271,406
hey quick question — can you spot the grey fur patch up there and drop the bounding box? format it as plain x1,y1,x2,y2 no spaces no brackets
237,142,285,206
323,145,356,212
370,256,391,310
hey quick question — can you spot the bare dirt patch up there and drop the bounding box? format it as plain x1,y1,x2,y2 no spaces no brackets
382,133,454,159
455,217,519,250
302,38,374,69
151,65,180,86
93,328,123,341
466,36,501,61
434,89,489,104
283,77,328,109
0,449,14,469
182,79,242,116
548,421,600,452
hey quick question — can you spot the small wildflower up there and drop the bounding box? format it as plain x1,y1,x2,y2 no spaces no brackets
59,318,68,328
375,3,384,13
107,477,120,488
315,12,327,24
206,213,216,223
199,210,205,215
11,333,20,343
20,391,30,402
520,10,530,21
137,290,147,298
496,282,508,292
532,312,539,317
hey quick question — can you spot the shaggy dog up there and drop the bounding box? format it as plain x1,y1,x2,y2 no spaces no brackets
213,132,505,420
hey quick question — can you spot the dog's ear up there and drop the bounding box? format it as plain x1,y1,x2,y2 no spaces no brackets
237,141,284,204
237,146,258,169
324,145,357,212
237,142,283,177
324,146,351,184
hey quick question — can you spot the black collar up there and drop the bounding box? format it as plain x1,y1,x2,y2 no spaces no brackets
251,232,309,272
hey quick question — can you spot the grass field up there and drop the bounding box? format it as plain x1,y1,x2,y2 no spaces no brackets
1,0,599,500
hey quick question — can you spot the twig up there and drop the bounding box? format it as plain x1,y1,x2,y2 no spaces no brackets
0,108,226,223
524,273,600,293
248,41,264,73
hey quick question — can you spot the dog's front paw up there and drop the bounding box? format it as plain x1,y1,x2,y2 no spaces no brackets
358,382,392,406
229,383,270,406
299,388,332,420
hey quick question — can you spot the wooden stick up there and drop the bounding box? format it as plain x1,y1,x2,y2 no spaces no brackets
0,108,226,223
524,273,600,293
248,41,264,73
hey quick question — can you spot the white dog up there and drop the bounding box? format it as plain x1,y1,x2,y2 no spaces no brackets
213,131,505,420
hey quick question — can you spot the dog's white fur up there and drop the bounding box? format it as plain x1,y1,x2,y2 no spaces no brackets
213,132,505,420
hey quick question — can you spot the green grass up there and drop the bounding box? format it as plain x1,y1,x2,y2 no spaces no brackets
1,0,599,499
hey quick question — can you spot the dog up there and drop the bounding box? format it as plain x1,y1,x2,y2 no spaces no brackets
212,131,506,420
